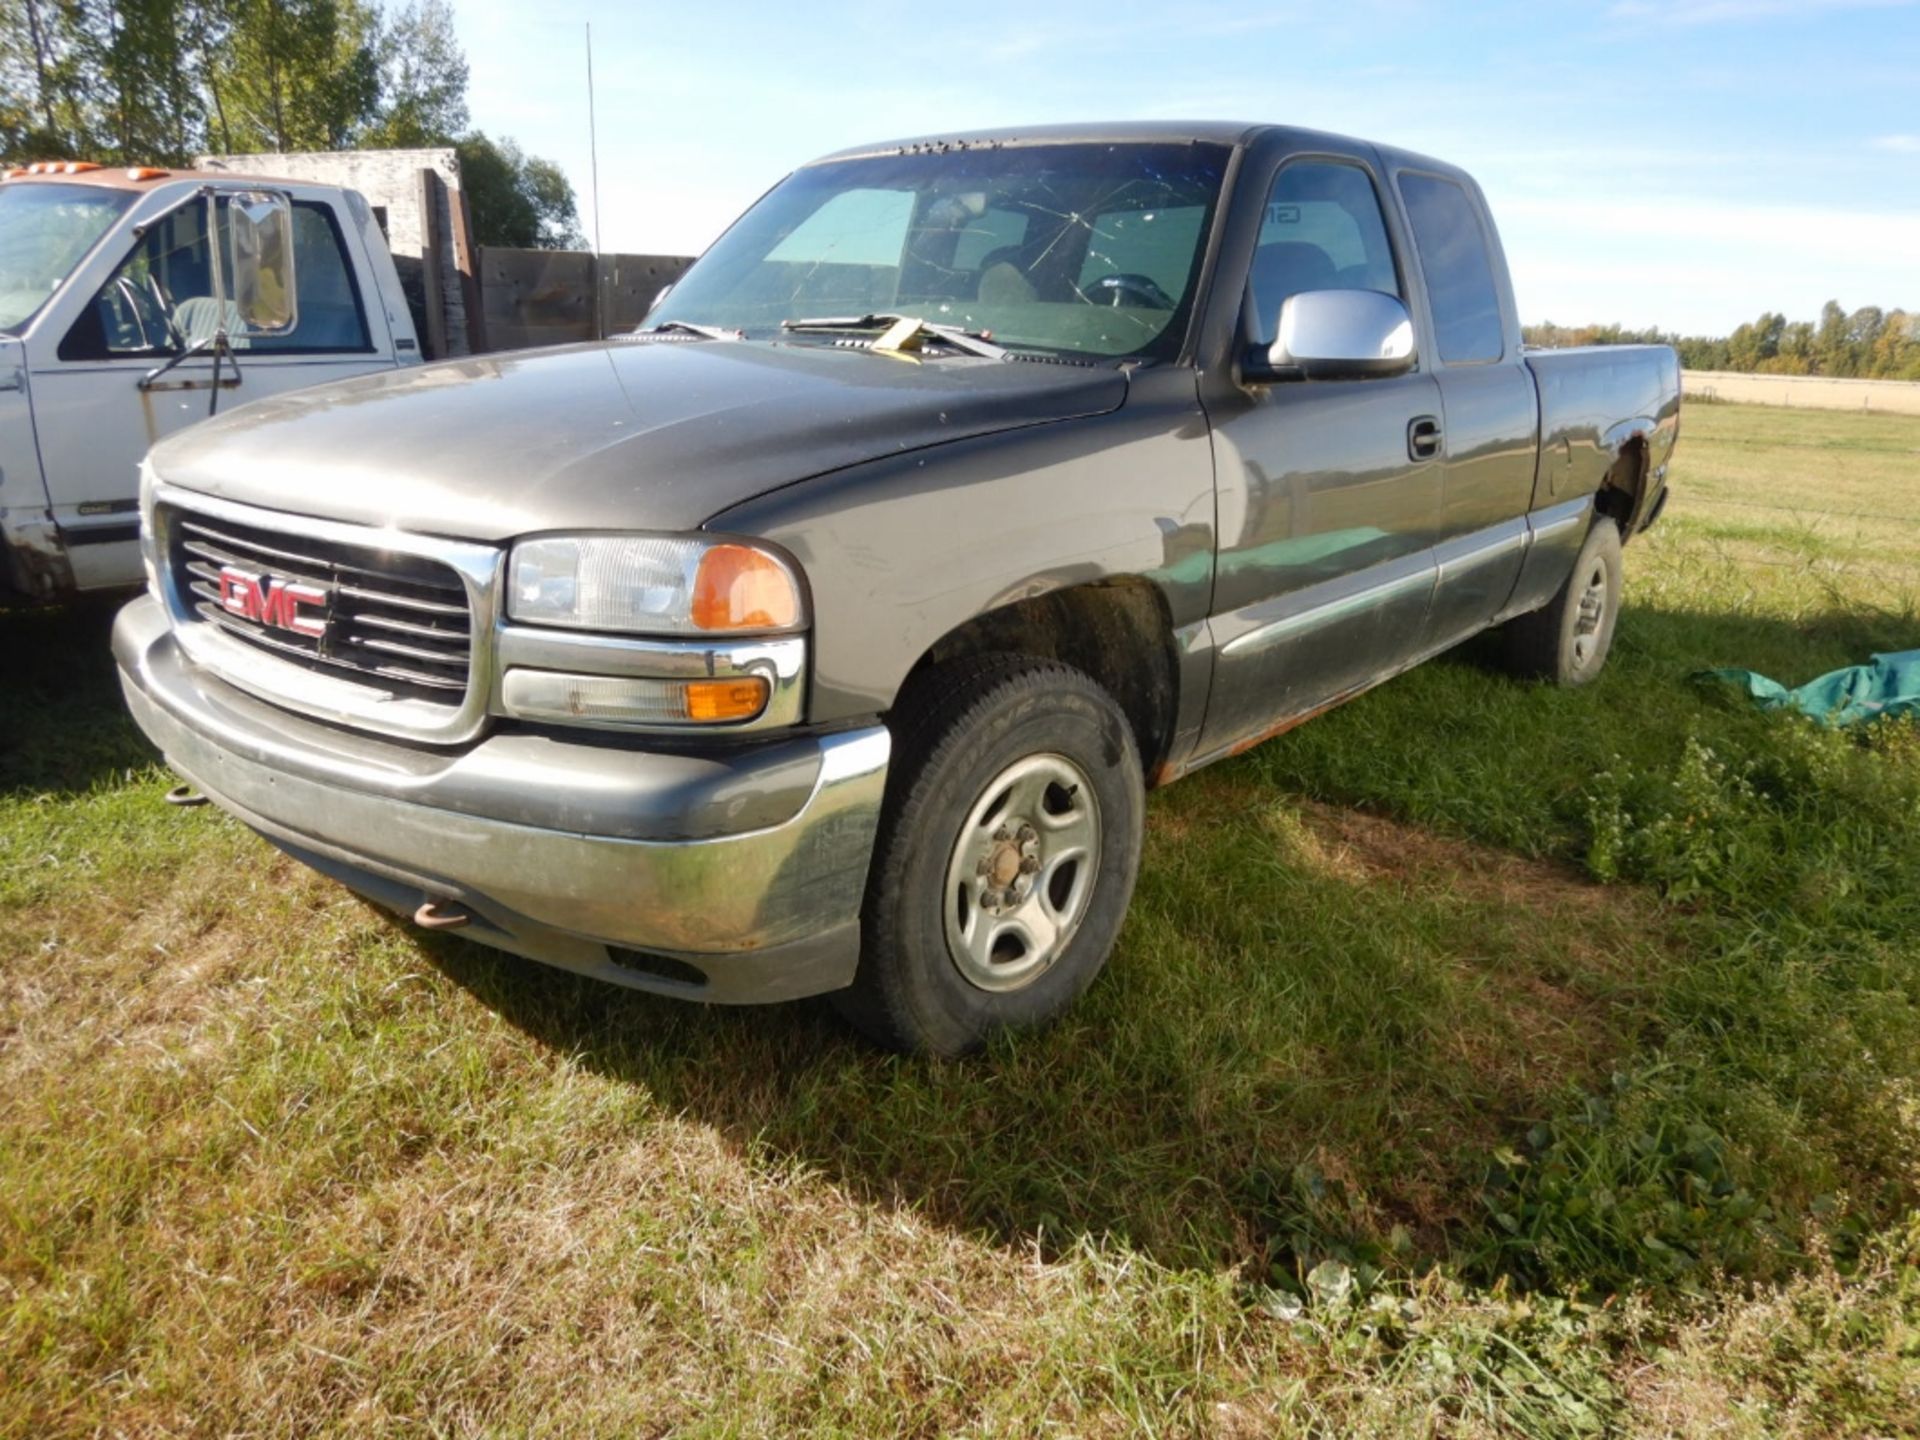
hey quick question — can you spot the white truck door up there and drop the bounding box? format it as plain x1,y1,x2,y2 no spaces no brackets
25,192,398,590
0,335,60,597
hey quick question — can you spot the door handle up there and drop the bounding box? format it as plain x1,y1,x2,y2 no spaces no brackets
137,373,243,392
1408,415,1443,461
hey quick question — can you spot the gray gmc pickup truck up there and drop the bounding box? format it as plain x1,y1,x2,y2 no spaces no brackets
115,122,1680,1054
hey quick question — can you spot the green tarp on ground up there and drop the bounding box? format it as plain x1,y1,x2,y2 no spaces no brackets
1701,649,1920,727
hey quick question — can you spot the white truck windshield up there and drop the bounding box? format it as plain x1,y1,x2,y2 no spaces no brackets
650,142,1231,363
0,183,137,333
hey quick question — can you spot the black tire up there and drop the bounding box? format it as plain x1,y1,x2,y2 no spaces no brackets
834,656,1145,1056
1493,518,1623,686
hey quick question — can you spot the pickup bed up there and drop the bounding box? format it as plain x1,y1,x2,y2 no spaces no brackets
114,121,1680,1054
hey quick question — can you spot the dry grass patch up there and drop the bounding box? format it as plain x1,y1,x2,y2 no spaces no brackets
1292,799,1673,1059
1175,775,1674,1095
1615,1219,1920,1439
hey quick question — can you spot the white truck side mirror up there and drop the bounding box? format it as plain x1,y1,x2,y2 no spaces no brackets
215,190,298,337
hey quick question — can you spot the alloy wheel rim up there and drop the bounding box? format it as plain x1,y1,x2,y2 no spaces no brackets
1572,560,1609,667
942,752,1102,993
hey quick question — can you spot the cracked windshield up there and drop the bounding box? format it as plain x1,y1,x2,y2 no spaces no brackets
649,142,1230,361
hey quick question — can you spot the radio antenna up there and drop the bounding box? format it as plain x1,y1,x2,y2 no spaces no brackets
586,22,602,256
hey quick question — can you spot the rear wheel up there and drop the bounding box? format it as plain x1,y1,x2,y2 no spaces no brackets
835,657,1144,1055
1493,518,1623,686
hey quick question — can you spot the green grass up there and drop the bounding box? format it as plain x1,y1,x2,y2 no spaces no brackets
5,402,1920,1436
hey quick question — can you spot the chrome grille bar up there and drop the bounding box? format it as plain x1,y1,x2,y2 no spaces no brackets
169,515,472,701
178,520,465,594
151,486,502,745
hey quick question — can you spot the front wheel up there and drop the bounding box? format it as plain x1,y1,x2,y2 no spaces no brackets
1492,518,1623,686
834,657,1145,1055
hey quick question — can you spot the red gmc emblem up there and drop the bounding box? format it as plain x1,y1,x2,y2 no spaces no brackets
217,566,330,639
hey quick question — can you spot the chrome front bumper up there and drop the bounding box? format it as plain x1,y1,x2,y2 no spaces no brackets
113,594,891,1003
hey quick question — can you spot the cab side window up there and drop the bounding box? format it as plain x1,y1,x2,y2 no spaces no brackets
251,205,370,353
62,200,214,359
1396,173,1504,364
61,199,370,360
1247,161,1400,346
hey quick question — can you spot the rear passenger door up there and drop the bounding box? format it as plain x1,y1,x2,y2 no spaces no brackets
1199,155,1443,755
1393,170,1540,652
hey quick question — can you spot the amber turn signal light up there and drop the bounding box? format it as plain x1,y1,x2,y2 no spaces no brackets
683,677,771,722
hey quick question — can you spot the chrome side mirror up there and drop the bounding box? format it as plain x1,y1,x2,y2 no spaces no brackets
214,190,298,336
1247,289,1416,383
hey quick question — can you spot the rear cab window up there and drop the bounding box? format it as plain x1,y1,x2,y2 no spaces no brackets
1396,172,1505,364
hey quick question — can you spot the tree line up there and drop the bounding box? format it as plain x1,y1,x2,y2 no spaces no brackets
0,0,581,248
1525,302,1920,381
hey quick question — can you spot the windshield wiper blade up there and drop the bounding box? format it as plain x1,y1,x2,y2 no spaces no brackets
781,313,1007,361
639,320,740,340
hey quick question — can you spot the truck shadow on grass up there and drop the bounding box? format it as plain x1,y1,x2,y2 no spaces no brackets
419,796,1674,1288
416,598,1920,1292
0,602,155,799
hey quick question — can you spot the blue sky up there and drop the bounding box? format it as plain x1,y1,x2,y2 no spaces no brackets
455,0,1920,335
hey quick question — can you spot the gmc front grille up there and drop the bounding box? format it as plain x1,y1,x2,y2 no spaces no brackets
164,506,474,703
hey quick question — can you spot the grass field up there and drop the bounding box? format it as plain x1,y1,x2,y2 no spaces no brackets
5,401,1920,1437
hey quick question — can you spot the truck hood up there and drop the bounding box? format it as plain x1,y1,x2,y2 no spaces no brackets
147,339,1129,541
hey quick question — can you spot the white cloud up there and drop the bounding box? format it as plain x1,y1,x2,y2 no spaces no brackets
1873,134,1920,152
1496,194,1920,332
1609,0,1913,22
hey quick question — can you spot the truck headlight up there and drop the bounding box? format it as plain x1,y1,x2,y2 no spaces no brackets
507,535,805,635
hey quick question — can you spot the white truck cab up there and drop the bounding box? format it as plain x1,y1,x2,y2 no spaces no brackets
0,162,422,600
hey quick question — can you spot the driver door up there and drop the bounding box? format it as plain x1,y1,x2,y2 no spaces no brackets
25,192,387,589
1198,155,1443,755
